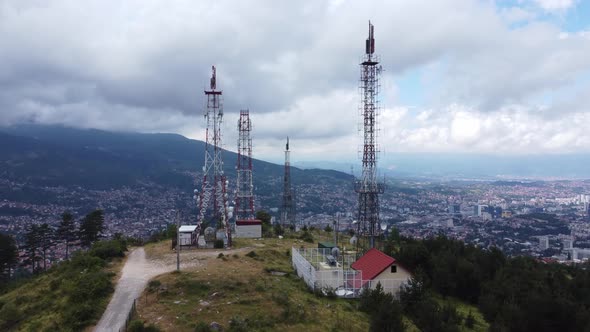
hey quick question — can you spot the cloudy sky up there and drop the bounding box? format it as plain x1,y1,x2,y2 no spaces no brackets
1,0,589,165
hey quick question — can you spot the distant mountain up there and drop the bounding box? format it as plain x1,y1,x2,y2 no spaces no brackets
0,125,354,210
379,153,590,179
296,154,590,180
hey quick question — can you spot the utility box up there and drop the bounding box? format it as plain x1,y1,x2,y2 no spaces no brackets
236,219,262,238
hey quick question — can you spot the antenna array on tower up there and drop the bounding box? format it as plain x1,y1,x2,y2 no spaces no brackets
196,66,232,247
355,21,385,250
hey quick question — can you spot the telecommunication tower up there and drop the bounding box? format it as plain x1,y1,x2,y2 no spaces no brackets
354,21,384,249
236,109,255,220
196,66,231,247
281,137,295,228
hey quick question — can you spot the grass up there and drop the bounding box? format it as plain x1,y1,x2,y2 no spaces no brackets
136,234,490,332
0,253,126,331
431,294,489,332
441,296,490,332
135,237,371,331
145,240,175,260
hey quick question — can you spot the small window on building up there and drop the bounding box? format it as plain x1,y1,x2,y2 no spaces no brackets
391,265,397,273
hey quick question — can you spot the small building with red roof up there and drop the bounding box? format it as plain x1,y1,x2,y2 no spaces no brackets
349,248,412,294
291,246,411,298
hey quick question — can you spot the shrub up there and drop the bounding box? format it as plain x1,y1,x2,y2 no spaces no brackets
300,231,314,243
229,316,248,332
271,292,290,306
194,321,212,332
128,320,145,332
148,280,161,292
68,253,105,271
0,302,23,330
359,283,405,332
67,270,113,307
90,240,126,260
465,311,475,328
63,303,96,331
273,224,284,236
128,319,162,332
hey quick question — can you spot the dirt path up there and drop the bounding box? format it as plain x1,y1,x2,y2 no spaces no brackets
94,248,171,332
94,246,253,332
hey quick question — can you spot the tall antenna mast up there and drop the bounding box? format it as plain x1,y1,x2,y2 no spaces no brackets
281,137,295,229
236,109,254,220
196,66,232,247
355,21,384,250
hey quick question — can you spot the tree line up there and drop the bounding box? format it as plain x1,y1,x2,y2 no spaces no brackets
378,232,590,331
0,209,105,279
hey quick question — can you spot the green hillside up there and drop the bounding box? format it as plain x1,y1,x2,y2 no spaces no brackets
0,240,126,331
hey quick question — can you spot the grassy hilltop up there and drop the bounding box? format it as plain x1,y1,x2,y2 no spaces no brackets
132,233,488,332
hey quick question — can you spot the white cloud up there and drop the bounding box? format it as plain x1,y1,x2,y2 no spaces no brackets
0,0,589,160
380,103,590,156
533,0,577,11
450,110,481,145
500,7,536,23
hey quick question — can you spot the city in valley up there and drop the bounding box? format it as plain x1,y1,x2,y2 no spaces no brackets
3,176,590,267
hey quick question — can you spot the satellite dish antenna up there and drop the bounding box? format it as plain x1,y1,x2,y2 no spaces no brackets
352,220,358,224
380,224,388,231
350,236,357,245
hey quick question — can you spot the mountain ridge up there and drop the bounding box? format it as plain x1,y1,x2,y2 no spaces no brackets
0,124,355,215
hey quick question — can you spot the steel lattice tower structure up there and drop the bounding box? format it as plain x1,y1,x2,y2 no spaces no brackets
196,66,231,247
281,137,295,228
236,109,255,220
354,22,384,249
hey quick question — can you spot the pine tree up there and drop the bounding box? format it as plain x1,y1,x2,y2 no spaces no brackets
0,232,17,280
79,210,105,247
37,223,54,271
57,211,77,259
24,224,41,272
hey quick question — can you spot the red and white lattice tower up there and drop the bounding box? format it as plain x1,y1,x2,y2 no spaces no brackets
196,66,231,247
236,109,255,220
354,22,384,249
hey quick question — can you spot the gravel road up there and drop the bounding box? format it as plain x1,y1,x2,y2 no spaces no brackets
94,248,171,332
94,246,252,331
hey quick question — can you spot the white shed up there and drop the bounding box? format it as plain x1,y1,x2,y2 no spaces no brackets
178,225,198,246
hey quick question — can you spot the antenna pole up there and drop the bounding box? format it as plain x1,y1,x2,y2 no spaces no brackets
176,210,180,271
281,137,295,229
355,21,384,250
